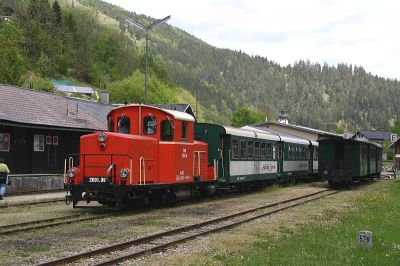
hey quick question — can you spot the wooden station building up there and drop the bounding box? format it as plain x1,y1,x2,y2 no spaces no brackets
0,84,114,174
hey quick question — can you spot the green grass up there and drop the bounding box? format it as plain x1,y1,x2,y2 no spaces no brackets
208,180,400,265
14,245,49,257
147,219,171,227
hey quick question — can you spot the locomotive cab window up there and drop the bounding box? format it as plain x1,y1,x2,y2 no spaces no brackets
232,139,239,159
107,118,114,132
161,120,174,141
117,115,130,134
144,116,157,135
182,121,187,141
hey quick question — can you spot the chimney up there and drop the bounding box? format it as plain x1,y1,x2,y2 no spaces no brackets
278,108,289,124
100,90,109,104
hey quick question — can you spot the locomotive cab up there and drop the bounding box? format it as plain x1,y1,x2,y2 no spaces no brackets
65,104,214,207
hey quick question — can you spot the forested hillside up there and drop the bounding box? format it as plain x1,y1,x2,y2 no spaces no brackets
2,0,400,131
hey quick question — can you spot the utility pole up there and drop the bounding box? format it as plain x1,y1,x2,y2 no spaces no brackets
126,15,171,104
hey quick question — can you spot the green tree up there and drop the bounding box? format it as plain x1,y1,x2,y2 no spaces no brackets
108,70,178,104
52,1,61,25
390,118,400,135
0,21,25,85
232,107,266,127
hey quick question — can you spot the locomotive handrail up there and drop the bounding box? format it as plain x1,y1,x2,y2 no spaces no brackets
139,157,145,185
193,151,205,177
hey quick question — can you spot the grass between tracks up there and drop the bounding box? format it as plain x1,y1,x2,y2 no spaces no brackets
204,180,400,265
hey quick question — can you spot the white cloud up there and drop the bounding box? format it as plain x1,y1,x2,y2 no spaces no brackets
105,0,400,79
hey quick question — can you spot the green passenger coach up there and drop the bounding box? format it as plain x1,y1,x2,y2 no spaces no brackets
195,123,319,185
195,123,280,184
318,138,382,187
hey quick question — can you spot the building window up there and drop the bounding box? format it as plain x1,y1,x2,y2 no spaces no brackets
161,120,174,141
34,134,45,152
232,139,239,159
144,116,157,135
53,136,59,145
240,140,247,159
117,114,130,134
46,135,52,145
0,133,10,152
182,122,187,140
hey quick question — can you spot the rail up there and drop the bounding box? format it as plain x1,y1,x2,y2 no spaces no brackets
37,189,339,266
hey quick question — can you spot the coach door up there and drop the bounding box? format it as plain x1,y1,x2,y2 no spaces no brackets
277,143,283,175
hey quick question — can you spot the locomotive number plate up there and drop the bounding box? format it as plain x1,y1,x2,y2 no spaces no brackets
84,177,109,183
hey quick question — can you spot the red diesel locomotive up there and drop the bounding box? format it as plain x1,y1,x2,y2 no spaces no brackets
65,104,216,207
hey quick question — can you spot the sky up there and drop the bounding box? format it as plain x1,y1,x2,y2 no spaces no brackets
104,0,400,80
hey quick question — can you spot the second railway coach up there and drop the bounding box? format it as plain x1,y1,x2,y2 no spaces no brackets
195,123,280,185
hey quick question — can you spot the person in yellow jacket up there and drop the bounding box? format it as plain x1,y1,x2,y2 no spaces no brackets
0,158,10,200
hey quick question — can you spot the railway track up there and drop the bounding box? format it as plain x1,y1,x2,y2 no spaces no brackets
38,188,339,266
0,213,111,235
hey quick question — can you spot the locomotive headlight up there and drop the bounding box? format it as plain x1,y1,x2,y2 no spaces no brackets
119,168,129,179
67,168,76,178
98,132,107,142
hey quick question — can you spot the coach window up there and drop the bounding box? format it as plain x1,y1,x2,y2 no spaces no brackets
266,143,272,160
254,142,260,160
161,120,174,141
232,139,239,159
181,121,187,141
361,146,368,160
240,140,247,159
371,149,375,161
260,143,266,159
272,144,276,160
117,114,130,134
144,116,157,135
247,141,254,159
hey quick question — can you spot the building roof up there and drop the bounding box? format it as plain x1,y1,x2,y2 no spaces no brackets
150,104,195,118
359,131,392,140
0,84,115,131
53,84,94,95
